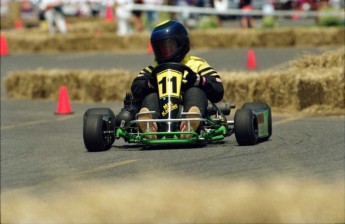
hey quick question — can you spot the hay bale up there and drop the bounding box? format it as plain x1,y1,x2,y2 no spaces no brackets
294,28,345,46
5,67,343,112
66,19,116,33
4,47,345,114
297,68,344,109
4,27,344,53
221,71,299,110
4,69,136,102
258,29,295,47
291,46,345,69
190,29,262,48
5,31,151,53
220,48,345,112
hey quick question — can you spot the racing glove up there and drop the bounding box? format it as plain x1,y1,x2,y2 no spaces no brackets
182,69,205,89
147,74,157,89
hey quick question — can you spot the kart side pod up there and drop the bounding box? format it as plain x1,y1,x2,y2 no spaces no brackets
234,102,272,146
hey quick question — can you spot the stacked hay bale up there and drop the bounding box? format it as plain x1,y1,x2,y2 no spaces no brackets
4,27,344,53
5,32,150,53
4,47,345,114
4,69,133,102
221,47,344,114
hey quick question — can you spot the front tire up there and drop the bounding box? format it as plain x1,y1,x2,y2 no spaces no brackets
83,109,115,152
234,108,258,146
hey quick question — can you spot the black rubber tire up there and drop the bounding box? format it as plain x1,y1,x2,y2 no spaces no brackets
83,114,115,152
84,108,115,120
234,108,258,146
242,102,272,140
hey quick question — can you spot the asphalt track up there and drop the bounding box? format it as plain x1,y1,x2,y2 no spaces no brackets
1,47,344,222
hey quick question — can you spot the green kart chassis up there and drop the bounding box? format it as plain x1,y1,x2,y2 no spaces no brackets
83,102,272,152
116,111,231,145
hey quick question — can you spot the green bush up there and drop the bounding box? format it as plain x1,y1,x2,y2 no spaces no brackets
318,7,344,27
198,16,218,30
262,16,276,28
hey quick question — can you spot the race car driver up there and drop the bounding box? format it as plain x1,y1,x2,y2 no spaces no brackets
131,20,224,139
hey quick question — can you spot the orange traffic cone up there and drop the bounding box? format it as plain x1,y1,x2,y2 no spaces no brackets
14,19,23,30
55,86,73,115
0,34,9,56
105,6,114,22
247,49,257,70
148,42,153,54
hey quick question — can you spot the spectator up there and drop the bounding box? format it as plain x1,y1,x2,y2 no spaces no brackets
167,0,178,20
89,0,102,17
114,0,133,36
39,0,67,35
20,0,36,21
211,0,228,28
176,0,192,25
0,0,9,17
78,1,92,17
330,0,341,10
132,0,144,32
239,0,254,28
143,0,163,31
315,0,330,10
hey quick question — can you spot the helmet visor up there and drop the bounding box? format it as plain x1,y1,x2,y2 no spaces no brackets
154,38,178,59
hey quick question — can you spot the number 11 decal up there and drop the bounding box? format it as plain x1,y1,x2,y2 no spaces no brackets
157,70,182,98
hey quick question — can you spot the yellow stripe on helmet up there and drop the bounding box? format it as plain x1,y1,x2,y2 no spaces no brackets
156,20,170,27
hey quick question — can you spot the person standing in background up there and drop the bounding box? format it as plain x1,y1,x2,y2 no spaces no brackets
39,0,67,35
132,0,144,32
239,0,254,28
211,0,228,28
143,0,163,31
329,0,341,10
114,0,133,36
0,0,9,17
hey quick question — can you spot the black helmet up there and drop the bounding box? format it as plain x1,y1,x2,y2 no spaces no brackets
150,20,190,64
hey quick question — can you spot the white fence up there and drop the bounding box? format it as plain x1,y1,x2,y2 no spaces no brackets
2,0,344,19
125,4,345,18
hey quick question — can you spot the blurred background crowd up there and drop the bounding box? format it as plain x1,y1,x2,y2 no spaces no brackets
1,0,344,35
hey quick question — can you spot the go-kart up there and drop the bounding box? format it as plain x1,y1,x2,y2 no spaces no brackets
83,63,272,152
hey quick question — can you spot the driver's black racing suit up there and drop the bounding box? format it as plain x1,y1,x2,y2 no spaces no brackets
131,54,224,118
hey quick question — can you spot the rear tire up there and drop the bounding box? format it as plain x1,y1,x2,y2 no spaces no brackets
83,108,115,152
242,102,272,141
234,108,258,145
